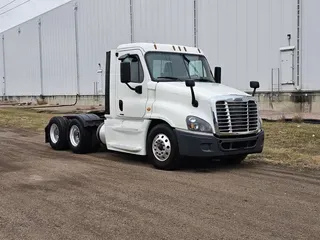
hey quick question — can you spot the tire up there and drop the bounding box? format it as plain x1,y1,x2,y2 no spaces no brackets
47,116,69,151
147,123,181,170
90,126,101,152
222,155,247,165
68,119,99,154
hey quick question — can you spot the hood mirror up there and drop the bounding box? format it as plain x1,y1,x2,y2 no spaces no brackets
250,81,260,96
185,80,198,108
214,67,221,84
185,79,195,87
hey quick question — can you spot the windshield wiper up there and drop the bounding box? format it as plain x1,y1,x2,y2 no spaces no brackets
157,76,179,80
193,78,214,82
156,76,185,82
183,55,201,77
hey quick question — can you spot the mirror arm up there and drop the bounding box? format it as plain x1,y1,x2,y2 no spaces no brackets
125,83,142,94
190,87,198,108
252,88,257,97
125,83,135,91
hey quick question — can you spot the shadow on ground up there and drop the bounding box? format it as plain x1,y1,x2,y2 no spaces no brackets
91,147,257,173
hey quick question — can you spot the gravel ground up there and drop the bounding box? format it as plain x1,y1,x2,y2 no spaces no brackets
0,127,319,240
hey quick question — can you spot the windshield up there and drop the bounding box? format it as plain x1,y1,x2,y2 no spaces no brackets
145,52,215,82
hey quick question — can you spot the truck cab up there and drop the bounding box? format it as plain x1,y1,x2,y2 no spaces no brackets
45,43,264,170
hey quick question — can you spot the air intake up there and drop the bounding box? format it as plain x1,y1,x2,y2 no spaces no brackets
215,100,259,134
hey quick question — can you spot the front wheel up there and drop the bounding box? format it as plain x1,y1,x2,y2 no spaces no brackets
147,124,181,170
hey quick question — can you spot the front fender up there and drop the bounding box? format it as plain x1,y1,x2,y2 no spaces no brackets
151,99,213,130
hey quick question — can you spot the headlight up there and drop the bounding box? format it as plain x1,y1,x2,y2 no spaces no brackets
186,116,212,133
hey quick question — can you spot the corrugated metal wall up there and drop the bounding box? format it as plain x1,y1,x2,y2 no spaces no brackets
77,0,131,95
301,0,320,91
132,0,194,47
198,0,297,92
4,18,41,96
41,2,78,96
0,0,317,97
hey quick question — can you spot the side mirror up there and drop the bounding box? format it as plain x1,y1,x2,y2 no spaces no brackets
250,81,260,96
185,79,195,87
250,81,260,89
120,61,143,95
120,62,131,83
214,67,221,84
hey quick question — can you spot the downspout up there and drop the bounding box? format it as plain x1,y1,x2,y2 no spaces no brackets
74,2,80,95
2,35,6,100
38,19,44,96
130,0,134,43
34,4,80,108
296,0,302,90
193,0,198,47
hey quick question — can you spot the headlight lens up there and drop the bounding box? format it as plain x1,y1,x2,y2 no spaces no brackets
186,116,212,133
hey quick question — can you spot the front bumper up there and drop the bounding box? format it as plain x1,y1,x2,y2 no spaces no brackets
174,129,264,158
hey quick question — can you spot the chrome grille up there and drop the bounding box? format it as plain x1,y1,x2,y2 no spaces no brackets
215,100,259,134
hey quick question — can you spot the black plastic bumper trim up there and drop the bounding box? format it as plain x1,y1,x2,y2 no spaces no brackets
174,129,264,158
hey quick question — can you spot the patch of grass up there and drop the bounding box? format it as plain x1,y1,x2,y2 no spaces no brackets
249,121,320,170
292,114,304,123
0,107,62,132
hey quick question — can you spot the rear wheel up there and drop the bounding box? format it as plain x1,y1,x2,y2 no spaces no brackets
48,116,69,150
68,119,100,154
147,124,181,170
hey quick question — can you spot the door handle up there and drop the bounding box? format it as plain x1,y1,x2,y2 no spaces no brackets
119,100,123,111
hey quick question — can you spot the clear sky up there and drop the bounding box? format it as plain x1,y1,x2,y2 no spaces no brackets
0,0,70,32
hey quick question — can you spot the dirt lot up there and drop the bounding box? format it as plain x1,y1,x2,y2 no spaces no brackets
0,131,319,239
0,107,320,239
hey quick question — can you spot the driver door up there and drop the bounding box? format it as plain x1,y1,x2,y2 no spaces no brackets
116,49,148,118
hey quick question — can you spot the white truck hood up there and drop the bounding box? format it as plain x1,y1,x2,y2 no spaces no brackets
152,81,258,132
155,81,250,101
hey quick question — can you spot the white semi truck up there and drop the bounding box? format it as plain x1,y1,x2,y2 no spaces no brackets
45,43,264,170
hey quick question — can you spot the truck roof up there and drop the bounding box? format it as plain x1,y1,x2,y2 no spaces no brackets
117,42,204,55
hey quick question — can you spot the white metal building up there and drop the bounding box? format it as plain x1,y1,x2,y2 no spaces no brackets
0,0,319,99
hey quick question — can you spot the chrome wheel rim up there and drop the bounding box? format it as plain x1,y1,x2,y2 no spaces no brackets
50,123,59,144
152,134,171,162
70,125,80,147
